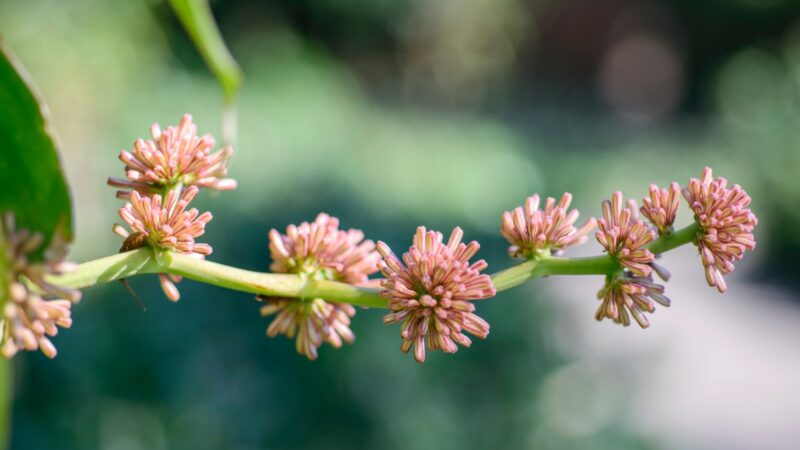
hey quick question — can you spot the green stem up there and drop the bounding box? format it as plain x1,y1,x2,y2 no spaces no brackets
489,259,540,292
50,248,386,308
648,222,700,254
53,249,158,287
490,255,615,291
489,222,699,292
48,222,702,309
162,252,386,308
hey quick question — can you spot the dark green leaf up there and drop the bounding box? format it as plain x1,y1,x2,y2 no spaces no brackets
0,39,73,253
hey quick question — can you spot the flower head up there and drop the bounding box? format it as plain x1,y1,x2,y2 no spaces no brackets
595,271,671,329
108,114,236,197
0,214,80,358
116,186,212,302
260,298,356,360
641,182,681,235
117,186,212,257
683,167,757,293
260,213,380,360
377,227,496,363
596,192,656,276
268,213,380,285
501,193,596,258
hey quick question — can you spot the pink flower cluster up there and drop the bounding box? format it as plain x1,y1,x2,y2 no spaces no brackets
108,114,236,197
0,214,80,358
118,187,213,257
114,187,213,302
97,119,760,359
268,214,380,286
260,214,380,360
640,182,681,235
593,192,666,328
501,193,596,258
112,115,232,302
377,227,496,363
596,191,656,276
260,298,357,361
595,271,671,329
592,168,757,328
683,167,757,293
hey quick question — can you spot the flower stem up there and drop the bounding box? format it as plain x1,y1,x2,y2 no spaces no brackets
489,222,700,292
489,255,615,292
48,222,702,309
52,249,158,287
647,222,699,254
50,248,387,308
162,252,387,308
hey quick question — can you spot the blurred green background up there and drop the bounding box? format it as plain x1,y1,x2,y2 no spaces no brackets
2,0,800,448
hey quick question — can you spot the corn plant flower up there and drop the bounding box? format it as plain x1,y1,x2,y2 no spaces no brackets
0,214,80,358
108,114,236,197
115,186,213,301
683,167,758,293
596,192,656,277
377,227,496,363
501,193,596,258
260,214,380,360
641,182,681,235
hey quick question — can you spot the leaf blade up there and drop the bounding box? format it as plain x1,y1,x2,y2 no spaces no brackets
0,38,73,250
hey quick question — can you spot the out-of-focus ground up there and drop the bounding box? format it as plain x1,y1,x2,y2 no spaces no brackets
1,0,799,449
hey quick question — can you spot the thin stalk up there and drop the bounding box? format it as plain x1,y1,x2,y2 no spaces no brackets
532,255,617,277
163,252,387,308
50,248,387,309
488,222,699,292
51,249,158,288
648,222,699,254
48,222,702,309
490,255,614,292
489,259,540,292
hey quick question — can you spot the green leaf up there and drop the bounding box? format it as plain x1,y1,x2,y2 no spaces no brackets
0,38,72,450
0,39,73,252
169,0,243,102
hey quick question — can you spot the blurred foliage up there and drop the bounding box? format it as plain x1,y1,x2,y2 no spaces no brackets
0,0,798,448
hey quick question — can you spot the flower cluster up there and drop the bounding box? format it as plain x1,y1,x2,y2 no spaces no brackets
117,187,212,257
90,115,758,360
260,298,356,360
108,114,236,197
112,115,232,302
591,168,758,328
259,214,380,360
377,227,496,363
501,193,596,258
0,214,80,358
640,182,681,235
596,191,656,276
114,186,213,301
593,192,669,328
595,270,671,329
683,167,757,293
267,214,380,285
